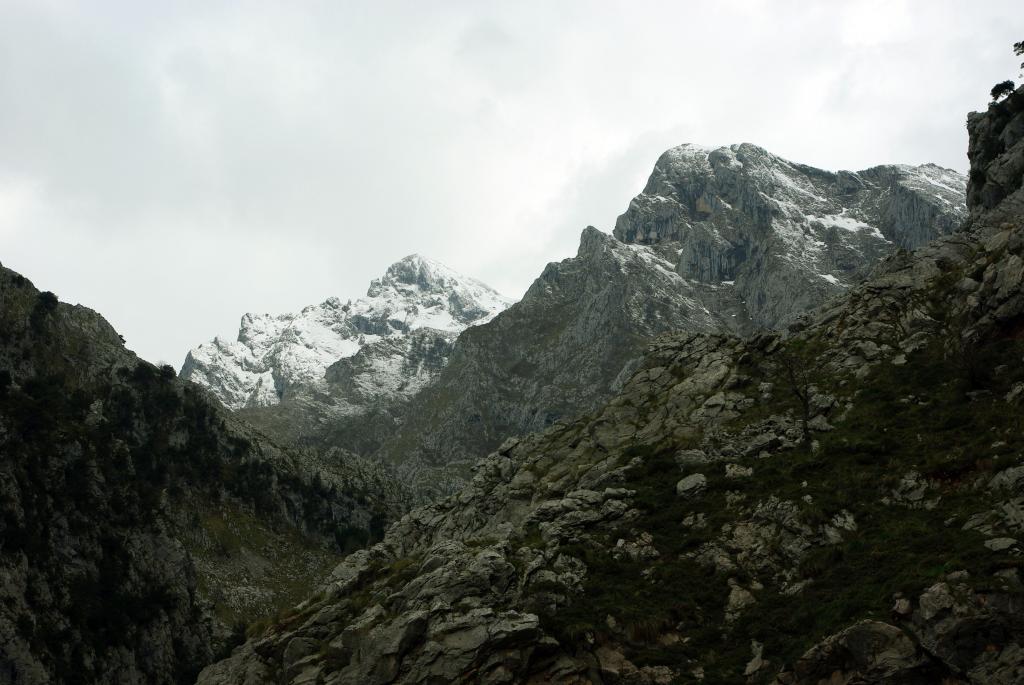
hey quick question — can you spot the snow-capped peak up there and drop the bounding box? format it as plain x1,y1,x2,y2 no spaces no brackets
180,256,513,410
370,254,466,295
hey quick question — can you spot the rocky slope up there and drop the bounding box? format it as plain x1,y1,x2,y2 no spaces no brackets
378,230,749,495
0,266,405,683
375,148,966,491
199,86,1024,684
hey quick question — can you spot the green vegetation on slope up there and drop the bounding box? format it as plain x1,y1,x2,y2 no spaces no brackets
534,333,1024,682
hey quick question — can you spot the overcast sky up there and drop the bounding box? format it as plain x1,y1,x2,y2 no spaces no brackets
0,1,1020,366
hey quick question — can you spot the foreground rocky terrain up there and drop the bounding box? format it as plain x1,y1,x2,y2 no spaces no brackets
374,147,967,493
199,86,1024,683
0,267,405,683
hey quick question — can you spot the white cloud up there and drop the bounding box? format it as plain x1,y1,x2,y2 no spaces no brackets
0,0,1020,364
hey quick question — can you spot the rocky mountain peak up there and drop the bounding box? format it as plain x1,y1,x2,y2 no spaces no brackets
180,256,512,410
613,142,967,329
370,254,458,293
621,142,967,249
365,253,511,325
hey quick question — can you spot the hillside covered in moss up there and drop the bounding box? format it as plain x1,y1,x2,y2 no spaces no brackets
0,266,406,683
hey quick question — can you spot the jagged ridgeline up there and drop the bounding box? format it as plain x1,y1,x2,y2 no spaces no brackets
200,86,1024,683
180,255,514,465
181,144,968,500
375,145,967,494
0,268,406,683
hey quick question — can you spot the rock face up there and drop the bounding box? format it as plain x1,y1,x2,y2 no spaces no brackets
198,87,1024,683
614,143,966,328
180,254,512,412
377,229,748,494
967,87,1024,215
776,576,1024,684
374,146,966,491
0,265,404,683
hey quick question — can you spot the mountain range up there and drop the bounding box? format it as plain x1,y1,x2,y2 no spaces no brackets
199,82,1024,685
2,70,1023,685
182,143,967,496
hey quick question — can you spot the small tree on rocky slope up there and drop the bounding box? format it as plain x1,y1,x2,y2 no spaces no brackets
992,80,1016,102
991,40,1024,101
776,344,815,451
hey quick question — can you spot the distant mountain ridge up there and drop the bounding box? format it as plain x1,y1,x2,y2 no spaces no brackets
180,254,512,411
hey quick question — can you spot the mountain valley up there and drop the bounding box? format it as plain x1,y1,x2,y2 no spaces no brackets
197,82,1024,685
1,62,1022,685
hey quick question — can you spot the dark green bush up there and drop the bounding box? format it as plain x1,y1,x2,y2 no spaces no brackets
992,80,1016,102
30,291,59,330
37,291,58,310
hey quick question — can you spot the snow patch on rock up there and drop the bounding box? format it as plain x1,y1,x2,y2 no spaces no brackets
181,255,513,410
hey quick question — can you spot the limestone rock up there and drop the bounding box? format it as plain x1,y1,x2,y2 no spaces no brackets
776,620,935,684
676,473,708,497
